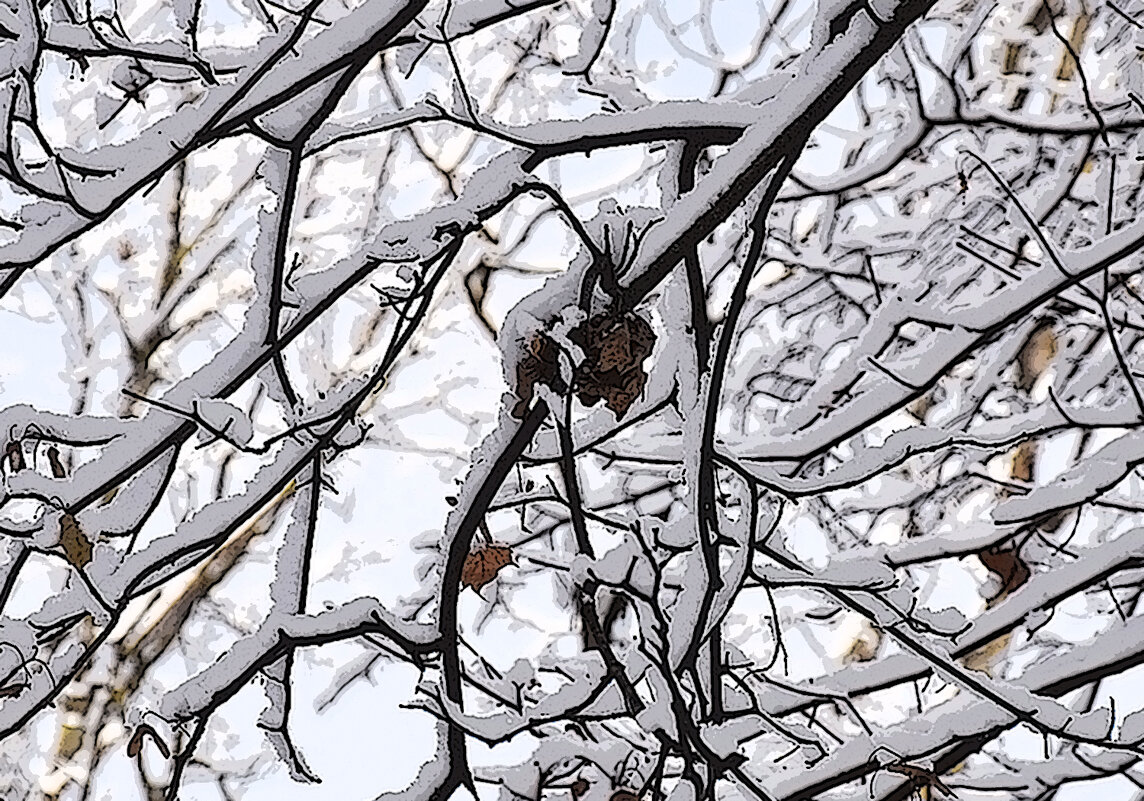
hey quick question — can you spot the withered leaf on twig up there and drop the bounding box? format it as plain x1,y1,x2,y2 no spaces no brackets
511,333,561,419
60,513,93,569
509,310,656,421
978,543,1030,607
1016,321,1057,392
568,311,656,421
460,545,513,593
843,624,882,663
1009,440,1036,484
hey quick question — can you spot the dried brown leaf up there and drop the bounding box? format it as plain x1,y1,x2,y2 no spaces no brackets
60,514,93,569
509,310,656,421
1016,321,1057,392
512,334,561,419
569,311,656,420
962,631,1013,677
1009,440,1036,483
461,545,513,593
978,544,1030,606
58,724,83,759
844,624,882,663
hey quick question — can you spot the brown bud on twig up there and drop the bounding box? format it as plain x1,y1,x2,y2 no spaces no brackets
5,441,23,472
46,446,65,478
